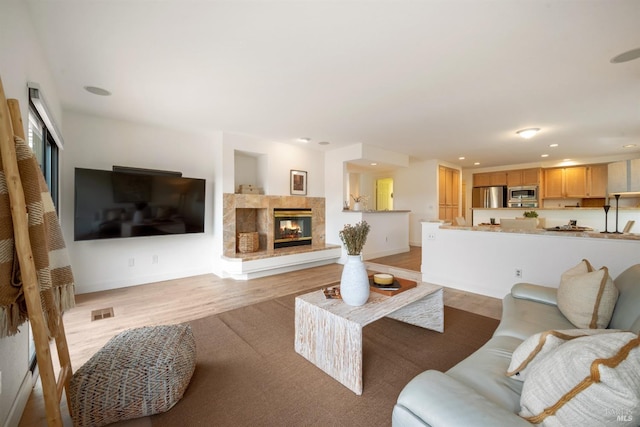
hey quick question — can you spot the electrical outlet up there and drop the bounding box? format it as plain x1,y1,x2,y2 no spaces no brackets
427,233,436,240
515,268,523,278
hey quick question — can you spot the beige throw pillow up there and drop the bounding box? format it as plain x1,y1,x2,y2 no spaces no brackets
519,332,640,426
560,258,593,281
506,328,621,382
557,262,619,329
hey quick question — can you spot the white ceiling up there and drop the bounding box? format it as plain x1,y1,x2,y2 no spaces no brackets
25,0,640,168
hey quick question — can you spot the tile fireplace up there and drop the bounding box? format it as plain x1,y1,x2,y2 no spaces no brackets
222,193,340,279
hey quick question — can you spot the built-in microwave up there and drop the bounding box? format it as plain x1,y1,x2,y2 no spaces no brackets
508,186,538,201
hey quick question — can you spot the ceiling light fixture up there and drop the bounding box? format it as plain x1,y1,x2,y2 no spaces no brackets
295,137,311,143
516,128,540,139
623,144,637,148
610,47,640,64
549,143,559,148
458,156,465,160
474,162,480,166
541,154,549,158
370,163,378,166
318,141,330,146
84,86,111,96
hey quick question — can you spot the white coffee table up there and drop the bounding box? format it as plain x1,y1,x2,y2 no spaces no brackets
294,282,444,395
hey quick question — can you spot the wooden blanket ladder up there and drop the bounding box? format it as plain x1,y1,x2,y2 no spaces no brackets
0,77,73,426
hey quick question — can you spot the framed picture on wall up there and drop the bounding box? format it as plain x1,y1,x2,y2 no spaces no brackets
290,170,307,195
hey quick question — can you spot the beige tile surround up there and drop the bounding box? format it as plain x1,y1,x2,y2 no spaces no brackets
223,193,329,258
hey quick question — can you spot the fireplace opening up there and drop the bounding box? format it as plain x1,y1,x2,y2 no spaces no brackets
274,209,312,249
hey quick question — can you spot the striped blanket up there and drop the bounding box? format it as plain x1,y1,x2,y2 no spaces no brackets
0,135,75,338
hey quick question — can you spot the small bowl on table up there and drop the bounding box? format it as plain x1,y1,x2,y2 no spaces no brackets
373,273,395,286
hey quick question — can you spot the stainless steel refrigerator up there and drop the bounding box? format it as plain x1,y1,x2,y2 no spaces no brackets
472,186,506,208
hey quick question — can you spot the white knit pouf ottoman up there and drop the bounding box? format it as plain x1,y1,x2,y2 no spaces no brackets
68,324,196,427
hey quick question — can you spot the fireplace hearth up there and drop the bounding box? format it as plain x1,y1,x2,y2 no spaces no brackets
274,209,312,248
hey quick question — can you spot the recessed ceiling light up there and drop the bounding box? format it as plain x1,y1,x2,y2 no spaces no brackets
541,154,549,158
516,128,540,139
474,162,480,166
318,141,330,145
623,144,637,148
84,86,111,96
458,156,465,160
295,137,310,143
610,47,640,64
549,143,559,148
370,163,378,166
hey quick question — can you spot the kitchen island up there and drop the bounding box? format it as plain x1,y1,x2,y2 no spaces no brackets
421,220,640,299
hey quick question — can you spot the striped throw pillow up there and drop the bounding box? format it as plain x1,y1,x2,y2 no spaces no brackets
519,332,640,426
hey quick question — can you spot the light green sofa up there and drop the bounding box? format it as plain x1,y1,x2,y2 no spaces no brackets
392,264,640,427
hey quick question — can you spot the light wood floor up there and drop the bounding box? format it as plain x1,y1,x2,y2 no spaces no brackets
19,246,501,427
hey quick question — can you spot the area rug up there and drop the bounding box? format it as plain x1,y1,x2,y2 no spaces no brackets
148,291,499,427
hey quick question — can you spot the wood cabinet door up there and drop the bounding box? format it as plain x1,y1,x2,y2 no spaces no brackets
445,168,454,204
507,170,523,187
630,159,640,192
607,161,628,194
587,164,607,197
451,169,460,205
473,172,491,187
490,171,507,186
564,166,587,197
438,166,448,204
544,168,564,198
439,166,459,221
521,168,540,186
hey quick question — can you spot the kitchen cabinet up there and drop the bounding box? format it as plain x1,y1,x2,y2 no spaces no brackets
608,159,640,194
473,171,507,187
506,168,541,187
587,164,608,197
543,165,607,199
439,165,459,221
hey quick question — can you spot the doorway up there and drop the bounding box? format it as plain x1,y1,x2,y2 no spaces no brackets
376,178,393,210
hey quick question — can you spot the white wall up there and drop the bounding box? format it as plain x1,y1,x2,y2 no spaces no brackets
325,144,410,261
221,133,325,197
394,159,439,246
61,112,221,294
0,1,63,425
422,222,640,299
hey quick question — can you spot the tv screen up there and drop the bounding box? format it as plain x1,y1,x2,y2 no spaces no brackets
74,168,206,241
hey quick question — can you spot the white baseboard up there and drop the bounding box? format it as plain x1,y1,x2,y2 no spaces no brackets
4,370,35,427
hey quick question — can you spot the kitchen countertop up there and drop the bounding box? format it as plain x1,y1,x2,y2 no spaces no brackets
440,224,640,241
342,210,411,213
471,207,640,210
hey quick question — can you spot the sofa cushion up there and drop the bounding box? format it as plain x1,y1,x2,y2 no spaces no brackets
557,265,618,329
519,332,640,426
506,329,621,382
393,370,531,427
446,335,524,413
494,294,575,341
610,264,640,333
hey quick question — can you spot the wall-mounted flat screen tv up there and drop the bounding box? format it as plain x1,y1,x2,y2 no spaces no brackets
74,167,206,241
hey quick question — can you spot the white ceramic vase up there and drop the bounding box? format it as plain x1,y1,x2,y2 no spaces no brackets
340,254,370,306
353,202,361,211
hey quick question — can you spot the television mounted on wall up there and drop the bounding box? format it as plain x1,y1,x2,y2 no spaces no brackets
74,167,205,241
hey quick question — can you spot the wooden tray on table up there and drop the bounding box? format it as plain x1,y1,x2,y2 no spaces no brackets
369,276,417,296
